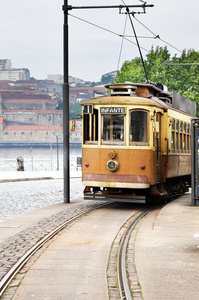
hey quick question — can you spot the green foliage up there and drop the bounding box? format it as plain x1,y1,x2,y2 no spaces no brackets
101,74,114,84
70,102,82,119
56,99,63,110
116,46,199,115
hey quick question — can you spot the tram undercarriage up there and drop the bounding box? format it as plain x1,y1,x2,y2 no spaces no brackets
83,175,190,204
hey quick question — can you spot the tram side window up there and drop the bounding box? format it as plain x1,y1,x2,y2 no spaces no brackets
179,122,183,150
130,110,148,144
183,123,186,150
171,119,175,150
175,121,179,150
187,124,191,151
102,114,124,144
170,120,191,153
83,109,98,144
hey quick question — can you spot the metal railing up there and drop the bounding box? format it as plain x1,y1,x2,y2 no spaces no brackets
0,157,82,172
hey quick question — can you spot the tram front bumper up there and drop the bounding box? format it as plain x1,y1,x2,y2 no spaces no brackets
82,173,150,189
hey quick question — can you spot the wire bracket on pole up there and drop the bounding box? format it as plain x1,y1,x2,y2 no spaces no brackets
119,2,150,15
63,3,154,13
62,4,72,13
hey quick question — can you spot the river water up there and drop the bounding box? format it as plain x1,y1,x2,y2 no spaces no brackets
0,145,82,171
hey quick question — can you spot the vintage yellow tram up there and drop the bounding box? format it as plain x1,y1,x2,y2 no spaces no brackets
79,82,196,203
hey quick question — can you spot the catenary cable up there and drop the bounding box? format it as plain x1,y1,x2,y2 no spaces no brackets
133,15,182,53
116,14,128,76
68,13,149,52
121,0,182,53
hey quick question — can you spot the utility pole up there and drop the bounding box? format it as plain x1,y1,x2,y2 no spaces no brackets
62,2,154,203
63,0,70,203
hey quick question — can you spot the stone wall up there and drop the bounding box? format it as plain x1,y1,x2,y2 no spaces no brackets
3,111,63,126
2,125,63,143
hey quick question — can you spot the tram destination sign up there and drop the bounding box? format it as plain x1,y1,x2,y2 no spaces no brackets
84,104,93,114
100,107,125,114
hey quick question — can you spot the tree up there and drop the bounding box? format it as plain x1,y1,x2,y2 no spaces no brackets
56,99,63,110
69,102,82,120
116,46,199,115
101,74,114,84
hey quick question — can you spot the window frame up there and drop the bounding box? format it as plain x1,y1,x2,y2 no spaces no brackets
170,119,191,153
101,113,126,145
129,109,149,146
83,108,99,145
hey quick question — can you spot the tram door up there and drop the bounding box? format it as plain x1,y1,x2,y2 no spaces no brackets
154,113,162,182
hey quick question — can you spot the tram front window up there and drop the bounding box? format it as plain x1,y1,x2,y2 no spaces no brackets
102,114,125,144
130,110,148,144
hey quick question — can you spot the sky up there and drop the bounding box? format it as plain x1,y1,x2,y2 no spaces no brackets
0,0,199,82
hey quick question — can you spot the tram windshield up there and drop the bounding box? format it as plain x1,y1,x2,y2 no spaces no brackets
102,114,124,144
130,110,148,144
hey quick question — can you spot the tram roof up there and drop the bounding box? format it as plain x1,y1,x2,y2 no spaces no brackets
81,95,168,109
81,82,196,116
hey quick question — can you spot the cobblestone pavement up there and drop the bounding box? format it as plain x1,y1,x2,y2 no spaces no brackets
0,178,84,221
0,177,93,289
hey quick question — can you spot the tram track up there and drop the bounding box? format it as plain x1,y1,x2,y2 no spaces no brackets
107,205,163,300
0,201,110,298
117,209,150,300
1,200,165,299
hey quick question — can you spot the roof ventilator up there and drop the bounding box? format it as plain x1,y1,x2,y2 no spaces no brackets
105,83,137,96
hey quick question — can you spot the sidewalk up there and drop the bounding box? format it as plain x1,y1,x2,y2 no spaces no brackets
0,170,81,183
135,192,199,299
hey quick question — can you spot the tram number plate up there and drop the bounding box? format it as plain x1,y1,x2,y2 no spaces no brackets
100,107,125,114
84,105,93,114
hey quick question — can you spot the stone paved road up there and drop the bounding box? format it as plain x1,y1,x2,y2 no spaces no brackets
0,200,107,285
0,175,97,297
0,178,84,221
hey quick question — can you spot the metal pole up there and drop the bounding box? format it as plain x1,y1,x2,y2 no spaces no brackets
50,142,53,171
63,0,70,203
163,63,199,66
30,147,33,171
67,4,154,10
126,7,149,82
57,136,59,171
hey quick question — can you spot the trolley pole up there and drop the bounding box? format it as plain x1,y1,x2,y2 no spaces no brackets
63,0,70,203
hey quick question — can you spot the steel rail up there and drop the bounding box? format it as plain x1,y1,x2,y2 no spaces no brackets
0,202,110,298
117,209,150,300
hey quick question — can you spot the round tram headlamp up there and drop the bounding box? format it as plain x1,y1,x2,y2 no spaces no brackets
107,160,119,172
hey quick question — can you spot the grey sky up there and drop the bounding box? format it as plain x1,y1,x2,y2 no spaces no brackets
0,0,198,81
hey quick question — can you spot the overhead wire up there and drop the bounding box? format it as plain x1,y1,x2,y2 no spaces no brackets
126,7,149,82
116,14,128,77
68,13,149,52
121,0,182,53
120,0,149,81
133,15,182,53
69,2,183,79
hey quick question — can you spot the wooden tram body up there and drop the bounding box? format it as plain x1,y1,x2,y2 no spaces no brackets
80,83,196,203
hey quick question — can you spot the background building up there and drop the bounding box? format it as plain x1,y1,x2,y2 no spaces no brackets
0,59,30,81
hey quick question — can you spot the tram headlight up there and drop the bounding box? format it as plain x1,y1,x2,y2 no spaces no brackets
107,160,119,172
